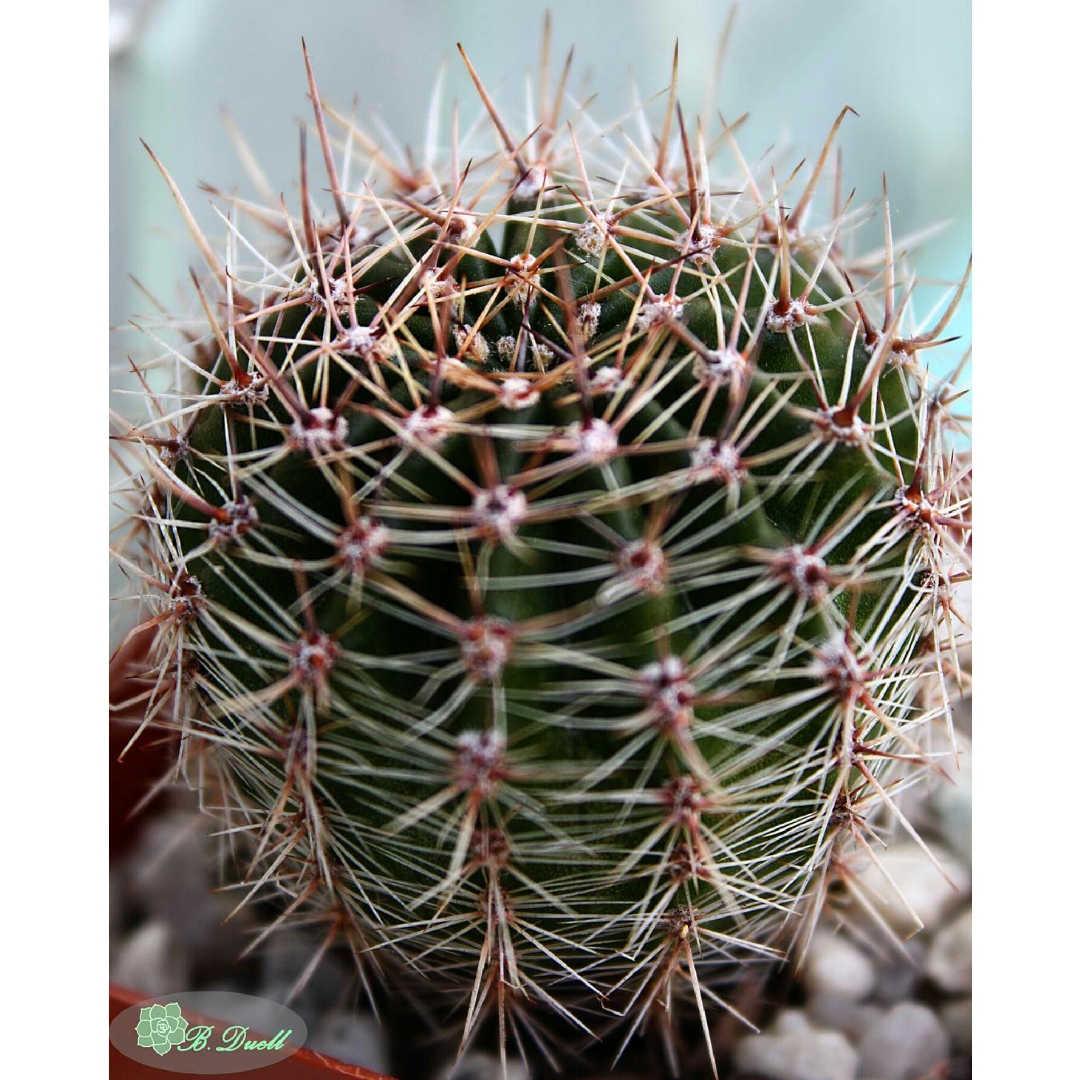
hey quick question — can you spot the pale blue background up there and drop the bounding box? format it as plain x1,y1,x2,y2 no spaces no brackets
111,0,971,370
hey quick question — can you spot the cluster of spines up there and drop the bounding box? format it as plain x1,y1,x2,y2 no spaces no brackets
110,19,971,1076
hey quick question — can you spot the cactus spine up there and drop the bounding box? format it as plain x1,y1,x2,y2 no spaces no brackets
113,22,970,1076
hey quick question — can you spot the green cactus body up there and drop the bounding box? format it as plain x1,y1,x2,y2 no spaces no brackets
115,28,970,1075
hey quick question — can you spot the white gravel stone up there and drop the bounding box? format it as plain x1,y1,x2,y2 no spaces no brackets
770,1008,816,1036
260,929,353,1009
806,996,883,1042
256,979,322,1034
856,1003,948,1080
734,1026,858,1080
310,1009,390,1073
442,1053,528,1080
123,811,243,973
872,939,926,1005
804,933,876,1001
111,920,190,996
854,842,970,935
127,813,213,916
930,747,972,868
204,985,317,1038
925,907,972,994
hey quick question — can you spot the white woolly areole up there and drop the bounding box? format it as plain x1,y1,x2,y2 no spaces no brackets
291,407,347,454
208,498,259,545
169,576,203,622
514,165,547,201
440,208,478,239
305,276,350,313
338,325,380,357
640,656,695,721
576,300,602,341
457,727,506,757
765,298,809,333
459,619,514,681
440,355,471,375
861,330,907,368
323,222,372,254
567,418,618,463
472,485,528,539
810,634,866,694
694,347,748,388
402,405,454,446
160,435,190,466
419,269,457,298
642,655,688,687
896,485,936,530
290,630,340,684
453,324,491,364
505,253,539,302
222,377,269,406
690,439,744,484
776,544,830,598
684,223,724,264
576,212,615,257
818,406,869,447
455,727,508,792
617,540,668,593
496,336,520,365
338,517,389,571
588,366,625,396
532,341,554,367
635,295,686,332
497,377,540,410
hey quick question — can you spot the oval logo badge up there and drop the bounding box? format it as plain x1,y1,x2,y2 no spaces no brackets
109,991,308,1074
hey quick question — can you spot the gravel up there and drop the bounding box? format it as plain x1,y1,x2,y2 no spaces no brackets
803,934,877,1002
806,996,884,1043
853,841,971,936
925,907,973,995
112,920,190,996
310,1009,391,1073
871,938,927,1006
855,1003,949,1080
734,1015,858,1080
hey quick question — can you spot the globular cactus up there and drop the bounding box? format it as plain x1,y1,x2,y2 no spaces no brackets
112,21,970,1077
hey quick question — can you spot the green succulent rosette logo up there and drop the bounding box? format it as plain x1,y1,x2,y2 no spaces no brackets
135,1002,188,1056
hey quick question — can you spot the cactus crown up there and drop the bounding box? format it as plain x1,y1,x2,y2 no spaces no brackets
113,19,970,1077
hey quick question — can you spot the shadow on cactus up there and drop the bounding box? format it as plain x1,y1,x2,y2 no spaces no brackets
111,18,971,1078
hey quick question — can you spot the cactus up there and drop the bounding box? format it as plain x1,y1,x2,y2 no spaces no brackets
112,21,970,1077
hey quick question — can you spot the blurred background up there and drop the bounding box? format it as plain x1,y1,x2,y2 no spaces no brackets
110,0,970,366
